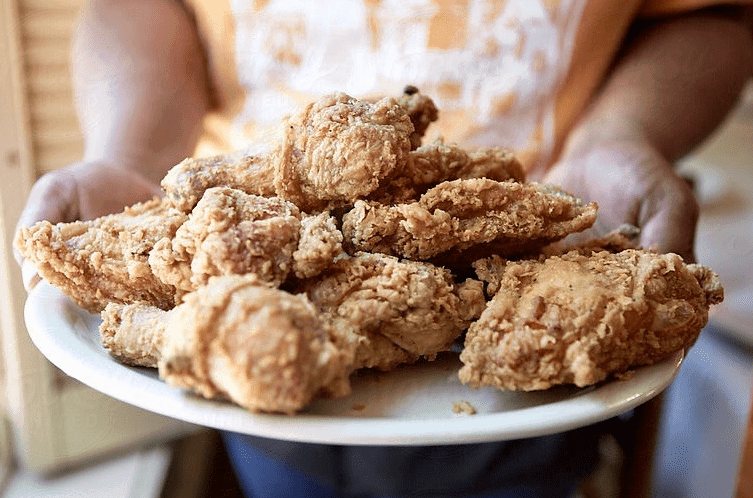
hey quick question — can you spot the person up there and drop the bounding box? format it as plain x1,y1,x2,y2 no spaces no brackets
15,1,753,497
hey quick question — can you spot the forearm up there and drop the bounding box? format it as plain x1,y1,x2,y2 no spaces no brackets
563,7,753,163
73,0,211,185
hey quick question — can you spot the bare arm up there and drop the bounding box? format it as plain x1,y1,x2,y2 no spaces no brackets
547,6,753,260
74,0,212,184
565,6,753,162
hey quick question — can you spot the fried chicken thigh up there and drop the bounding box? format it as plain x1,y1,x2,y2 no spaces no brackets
101,275,353,414
299,252,485,371
460,250,724,391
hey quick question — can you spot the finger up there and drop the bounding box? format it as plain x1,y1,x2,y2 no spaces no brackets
21,259,42,292
639,185,699,263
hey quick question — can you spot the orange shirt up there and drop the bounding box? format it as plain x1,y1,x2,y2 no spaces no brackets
185,0,747,173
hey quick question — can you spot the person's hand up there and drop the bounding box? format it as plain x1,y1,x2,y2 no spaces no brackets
543,138,699,262
15,161,162,291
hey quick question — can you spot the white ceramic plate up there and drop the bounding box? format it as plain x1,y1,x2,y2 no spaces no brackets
25,281,683,446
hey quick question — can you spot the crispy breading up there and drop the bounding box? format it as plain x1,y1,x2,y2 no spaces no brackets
274,93,414,211
161,152,276,213
397,85,439,149
149,187,302,297
343,179,598,262
100,275,353,414
370,141,525,204
460,249,724,391
298,252,483,371
15,198,185,312
292,211,346,279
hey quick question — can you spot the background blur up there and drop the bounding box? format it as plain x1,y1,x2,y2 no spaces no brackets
0,1,750,497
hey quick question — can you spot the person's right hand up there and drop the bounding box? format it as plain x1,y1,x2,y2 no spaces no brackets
15,161,162,291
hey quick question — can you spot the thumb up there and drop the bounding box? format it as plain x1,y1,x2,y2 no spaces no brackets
639,181,699,263
21,259,42,292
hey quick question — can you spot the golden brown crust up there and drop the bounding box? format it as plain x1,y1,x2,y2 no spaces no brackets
460,249,722,391
161,152,276,212
101,275,353,414
369,141,526,204
299,252,474,371
343,179,598,262
149,187,302,297
274,93,414,211
14,198,184,312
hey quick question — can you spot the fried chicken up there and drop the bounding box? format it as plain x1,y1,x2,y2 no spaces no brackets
17,90,727,416
149,187,302,297
369,141,525,204
161,151,276,212
100,275,353,414
274,93,414,211
15,198,185,312
342,179,598,263
149,187,344,298
460,250,724,391
293,211,345,279
397,85,439,149
298,252,485,371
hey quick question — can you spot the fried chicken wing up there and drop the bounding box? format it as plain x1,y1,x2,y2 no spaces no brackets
298,252,484,371
15,198,185,312
161,151,276,212
460,249,724,391
343,179,598,263
101,275,353,414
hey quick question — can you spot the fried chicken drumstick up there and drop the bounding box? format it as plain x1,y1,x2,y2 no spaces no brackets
100,275,352,414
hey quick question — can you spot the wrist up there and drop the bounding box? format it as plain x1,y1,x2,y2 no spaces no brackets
560,114,651,165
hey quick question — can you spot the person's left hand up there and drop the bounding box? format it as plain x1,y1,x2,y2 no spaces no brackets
543,137,699,262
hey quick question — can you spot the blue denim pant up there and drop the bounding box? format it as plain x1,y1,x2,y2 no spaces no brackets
223,432,580,498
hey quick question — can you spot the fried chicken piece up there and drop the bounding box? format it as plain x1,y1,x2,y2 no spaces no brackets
343,178,598,263
274,92,414,211
460,249,724,391
298,252,484,371
100,275,353,414
161,91,432,213
149,187,343,297
369,141,525,204
15,198,185,312
397,85,439,149
149,187,301,296
161,151,276,212
293,211,345,279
